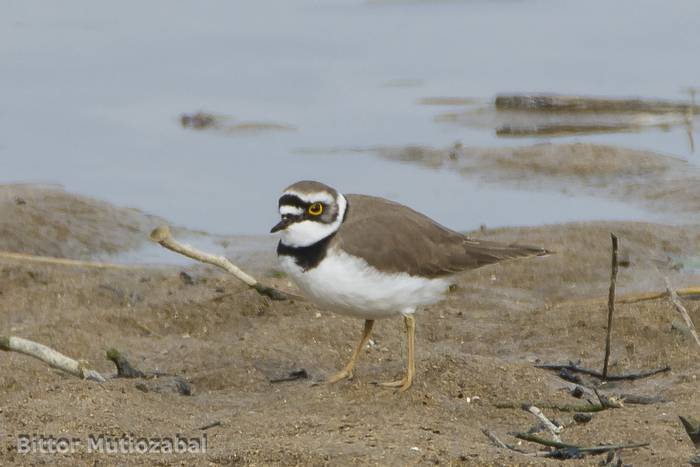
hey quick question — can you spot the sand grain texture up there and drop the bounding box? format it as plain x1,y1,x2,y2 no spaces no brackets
1,188,699,465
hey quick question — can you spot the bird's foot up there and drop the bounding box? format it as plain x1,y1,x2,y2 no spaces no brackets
376,376,412,392
325,368,353,385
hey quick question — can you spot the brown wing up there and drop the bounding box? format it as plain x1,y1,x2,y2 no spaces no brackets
334,194,548,278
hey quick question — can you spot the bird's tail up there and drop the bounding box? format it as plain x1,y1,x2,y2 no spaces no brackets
463,238,552,267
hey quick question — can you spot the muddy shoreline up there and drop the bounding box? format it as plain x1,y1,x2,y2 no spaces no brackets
1,180,699,464
300,142,700,220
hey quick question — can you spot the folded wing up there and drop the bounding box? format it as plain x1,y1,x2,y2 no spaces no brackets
336,195,548,278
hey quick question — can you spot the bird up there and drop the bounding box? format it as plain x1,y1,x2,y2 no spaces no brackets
271,180,549,391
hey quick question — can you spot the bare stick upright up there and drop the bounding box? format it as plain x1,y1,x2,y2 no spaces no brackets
602,233,619,379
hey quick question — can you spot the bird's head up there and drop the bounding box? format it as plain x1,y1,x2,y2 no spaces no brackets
271,180,347,247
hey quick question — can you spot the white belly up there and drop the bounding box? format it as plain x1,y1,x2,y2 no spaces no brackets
279,247,451,319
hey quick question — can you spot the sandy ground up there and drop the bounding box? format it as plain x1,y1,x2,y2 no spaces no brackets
1,182,700,466
0,184,167,259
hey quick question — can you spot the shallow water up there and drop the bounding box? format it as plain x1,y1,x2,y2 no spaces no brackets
2,0,699,236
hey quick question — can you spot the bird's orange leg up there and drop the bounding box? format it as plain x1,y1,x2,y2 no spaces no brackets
326,319,374,384
379,314,415,391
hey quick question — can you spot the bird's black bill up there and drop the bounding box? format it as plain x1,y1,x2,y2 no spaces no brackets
270,217,293,233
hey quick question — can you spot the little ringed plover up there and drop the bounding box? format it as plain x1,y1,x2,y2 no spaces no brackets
271,180,548,391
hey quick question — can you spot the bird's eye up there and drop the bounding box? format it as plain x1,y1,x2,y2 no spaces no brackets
308,203,323,216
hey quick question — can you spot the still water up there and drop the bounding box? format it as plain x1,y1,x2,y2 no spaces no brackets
2,0,699,235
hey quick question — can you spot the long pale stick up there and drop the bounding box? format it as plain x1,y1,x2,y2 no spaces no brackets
150,225,298,301
0,250,139,270
0,336,106,382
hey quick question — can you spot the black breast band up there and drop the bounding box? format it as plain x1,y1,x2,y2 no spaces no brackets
277,234,335,271
276,197,350,271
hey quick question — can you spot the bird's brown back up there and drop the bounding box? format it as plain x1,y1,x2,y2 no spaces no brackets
332,194,548,278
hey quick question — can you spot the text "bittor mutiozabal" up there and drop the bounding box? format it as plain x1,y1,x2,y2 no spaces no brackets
17,433,207,454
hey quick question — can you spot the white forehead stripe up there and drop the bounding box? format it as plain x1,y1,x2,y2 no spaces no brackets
284,190,336,205
280,205,304,216
278,193,347,248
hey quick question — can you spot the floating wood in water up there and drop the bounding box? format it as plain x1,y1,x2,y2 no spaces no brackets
495,94,700,114
418,97,479,106
180,111,296,133
433,97,694,139
496,123,647,137
496,111,685,137
180,112,219,129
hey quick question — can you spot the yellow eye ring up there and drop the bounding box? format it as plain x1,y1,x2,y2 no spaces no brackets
308,203,323,216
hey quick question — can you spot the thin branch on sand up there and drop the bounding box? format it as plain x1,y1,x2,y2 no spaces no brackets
593,388,624,409
678,415,700,449
0,250,139,270
665,278,700,350
482,428,511,449
534,362,670,381
513,432,648,455
481,429,536,455
568,287,700,306
616,287,700,304
523,405,562,442
536,235,671,383
495,400,606,413
106,348,146,378
682,86,696,153
602,233,619,379
0,335,105,382
485,428,648,459
150,225,298,301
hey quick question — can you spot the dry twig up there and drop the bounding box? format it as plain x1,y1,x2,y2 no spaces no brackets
198,421,222,431
665,278,700,351
566,287,700,306
482,428,511,450
534,361,670,381
106,348,146,378
523,405,562,442
150,225,297,301
513,432,649,455
0,250,139,270
481,429,536,455
593,388,624,409
679,416,700,449
603,233,618,379
0,335,105,382
496,400,606,413
617,288,700,304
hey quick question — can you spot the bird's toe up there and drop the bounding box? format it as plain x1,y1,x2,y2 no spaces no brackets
325,369,353,385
